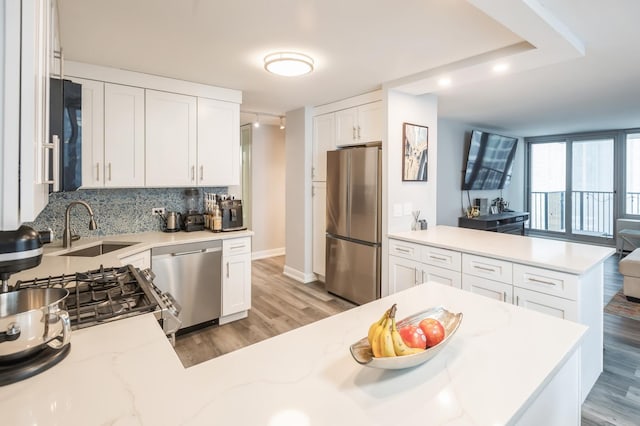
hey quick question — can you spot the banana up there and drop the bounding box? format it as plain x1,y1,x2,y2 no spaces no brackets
370,315,386,357
367,308,390,346
378,314,396,357
390,307,425,356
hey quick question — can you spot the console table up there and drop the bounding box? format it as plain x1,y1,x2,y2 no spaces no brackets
458,211,529,235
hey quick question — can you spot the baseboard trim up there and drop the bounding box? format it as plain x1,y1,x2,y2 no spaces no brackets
283,265,317,284
252,247,285,261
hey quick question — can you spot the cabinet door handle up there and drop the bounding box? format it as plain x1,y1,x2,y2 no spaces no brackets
395,247,411,254
503,292,507,302
352,126,356,140
357,126,361,139
473,265,496,273
528,277,556,286
200,165,204,181
226,262,230,278
429,255,447,262
42,135,59,191
108,163,112,181
516,295,520,305
96,163,100,182
191,166,195,181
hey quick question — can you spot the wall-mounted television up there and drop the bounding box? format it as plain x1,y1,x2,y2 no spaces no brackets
462,130,518,190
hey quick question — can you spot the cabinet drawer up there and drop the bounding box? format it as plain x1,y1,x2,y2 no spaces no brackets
421,265,462,289
462,274,513,304
388,239,420,261
514,287,578,321
421,246,461,272
513,264,578,301
223,237,251,256
462,254,513,284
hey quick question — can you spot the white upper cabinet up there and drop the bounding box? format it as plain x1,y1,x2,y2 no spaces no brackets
63,61,241,190
103,83,145,187
312,113,336,182
71,77,104,188
197,97,240,186
3,0,54,226
335,101,382,147
145,90,197,187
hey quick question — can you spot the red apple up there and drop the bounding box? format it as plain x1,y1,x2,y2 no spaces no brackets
398,325,427,349
419,318,445,348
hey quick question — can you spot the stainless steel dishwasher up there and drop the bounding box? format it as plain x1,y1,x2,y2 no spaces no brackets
151,240,222,330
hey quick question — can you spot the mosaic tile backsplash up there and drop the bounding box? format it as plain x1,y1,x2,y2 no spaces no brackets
24,187,228,242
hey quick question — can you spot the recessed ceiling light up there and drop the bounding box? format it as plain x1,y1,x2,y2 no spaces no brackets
493,63,510,73
264,52,314,77
438,77,452,87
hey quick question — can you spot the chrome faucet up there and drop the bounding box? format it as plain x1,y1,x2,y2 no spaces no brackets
63,201,97,248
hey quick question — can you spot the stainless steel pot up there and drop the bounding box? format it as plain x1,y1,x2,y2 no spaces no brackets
0,288,71,361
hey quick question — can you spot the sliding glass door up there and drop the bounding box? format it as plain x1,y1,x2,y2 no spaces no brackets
571,138,614,238
530,142,566,232
527,134,615,243
626,133,640,216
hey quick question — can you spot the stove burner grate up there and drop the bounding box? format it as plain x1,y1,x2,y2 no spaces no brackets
14,265,158,329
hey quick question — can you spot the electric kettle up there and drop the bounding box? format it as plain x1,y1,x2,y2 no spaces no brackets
161,212,181,232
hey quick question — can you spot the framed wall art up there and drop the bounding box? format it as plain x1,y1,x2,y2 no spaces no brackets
402,122,428,181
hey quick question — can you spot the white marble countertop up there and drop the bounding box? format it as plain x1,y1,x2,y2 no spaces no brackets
8,229,253,286
389,225,615,275
0,283,586,425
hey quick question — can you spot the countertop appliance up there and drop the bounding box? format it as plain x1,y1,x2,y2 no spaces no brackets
161,211,181,232
151,240,222,331
220,199,246,232
326,145,381,305
0,226,52,293
6,264,181,386
182,213,205,232
50,78,82,192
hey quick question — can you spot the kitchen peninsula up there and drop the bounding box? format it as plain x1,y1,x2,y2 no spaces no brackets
388,225,615,403
0,282,585,425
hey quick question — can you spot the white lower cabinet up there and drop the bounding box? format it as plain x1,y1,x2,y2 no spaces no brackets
514,287,578,320
388,255,420,293
421,264,462,289
387,236,602,404
221,238,252,321
120,250,151,270
463,274,513,303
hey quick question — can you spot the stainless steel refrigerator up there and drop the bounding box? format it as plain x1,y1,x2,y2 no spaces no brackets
325,145,381,305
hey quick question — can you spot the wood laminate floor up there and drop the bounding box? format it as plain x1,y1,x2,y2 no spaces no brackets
174,254,640,425
174,256,356,367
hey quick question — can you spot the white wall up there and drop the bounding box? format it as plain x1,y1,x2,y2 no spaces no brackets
436,118,525,226
250,124,286,259
381,89,438,296
283,107,315,282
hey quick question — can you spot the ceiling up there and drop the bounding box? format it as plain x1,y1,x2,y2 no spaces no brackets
57,0,640,136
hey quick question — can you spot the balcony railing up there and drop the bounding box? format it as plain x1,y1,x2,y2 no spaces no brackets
530,191,640,237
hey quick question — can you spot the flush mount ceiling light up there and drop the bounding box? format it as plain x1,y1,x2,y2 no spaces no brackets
438,77,452,87
253,113,260,128
493,63,510,73
264,52,314,77
279,116,285,130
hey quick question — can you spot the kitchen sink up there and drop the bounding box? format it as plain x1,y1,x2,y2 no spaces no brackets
58,242,138,257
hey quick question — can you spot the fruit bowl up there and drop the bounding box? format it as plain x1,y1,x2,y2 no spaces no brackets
350,306,463,370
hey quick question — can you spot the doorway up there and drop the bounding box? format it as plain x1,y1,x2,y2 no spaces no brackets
527,133,615,244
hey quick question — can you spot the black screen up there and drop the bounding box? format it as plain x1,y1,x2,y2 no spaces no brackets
462,130,518,190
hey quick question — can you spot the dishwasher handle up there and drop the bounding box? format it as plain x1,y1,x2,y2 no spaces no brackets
163,246,222,257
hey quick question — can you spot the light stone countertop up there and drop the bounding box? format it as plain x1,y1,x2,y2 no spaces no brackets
8,229,254,286
0,283,586,425
389,225,615,275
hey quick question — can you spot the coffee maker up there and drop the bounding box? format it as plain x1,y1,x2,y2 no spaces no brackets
181,188,204,232
219,198,246,232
